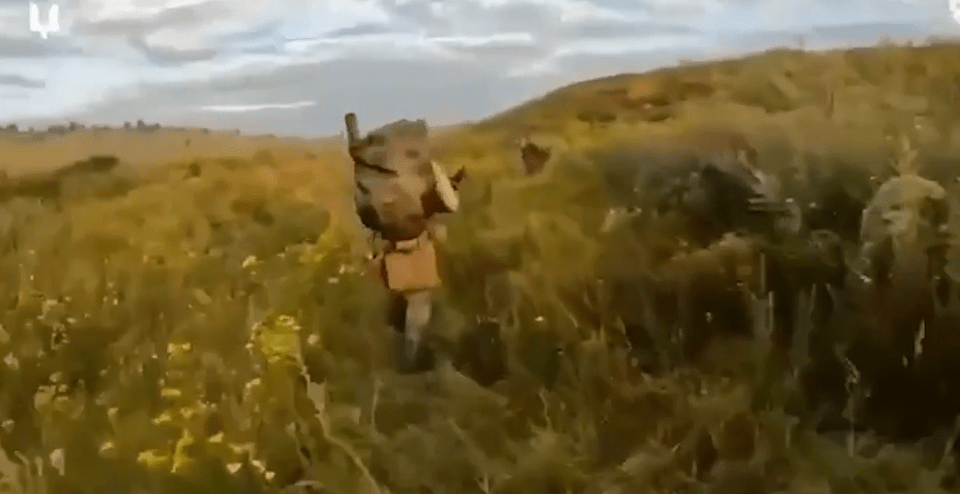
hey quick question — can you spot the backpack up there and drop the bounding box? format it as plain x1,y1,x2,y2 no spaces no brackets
345,113,459,242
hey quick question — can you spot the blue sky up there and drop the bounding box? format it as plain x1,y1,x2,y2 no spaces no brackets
0,0,958,136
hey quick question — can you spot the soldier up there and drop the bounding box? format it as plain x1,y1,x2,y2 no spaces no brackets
857,138,959,307
517,135,551,176
677,143,802,245
592,130,798,247
649,136,853,358
841,143,960,444
856,172,953,362
345,113,464,373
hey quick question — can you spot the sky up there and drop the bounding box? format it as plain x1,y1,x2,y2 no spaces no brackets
0,0,959,137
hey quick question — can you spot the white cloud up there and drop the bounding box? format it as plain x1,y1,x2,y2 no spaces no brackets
431,31,535,47
474,0,628,22
84,0,209,21
144,26,211,51
282,32,460,60
554,34,703,57
200,100,317,112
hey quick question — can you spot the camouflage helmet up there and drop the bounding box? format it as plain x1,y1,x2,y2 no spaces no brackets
859,174,948,248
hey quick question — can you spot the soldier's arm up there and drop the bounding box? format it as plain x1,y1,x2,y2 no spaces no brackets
420,162,461,219
431,161,460,213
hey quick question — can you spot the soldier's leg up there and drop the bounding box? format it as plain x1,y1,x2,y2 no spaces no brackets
395,290,433,373
386,291,407,333
386,291,415,372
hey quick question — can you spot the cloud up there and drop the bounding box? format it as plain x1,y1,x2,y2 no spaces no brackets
127,35,218,66
200,101,317,112
71,1,221,37
0,34,81,58
324,22,397,38
0,73,45,88
556,17,694,40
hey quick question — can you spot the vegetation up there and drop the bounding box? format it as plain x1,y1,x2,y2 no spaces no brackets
0,41,960,493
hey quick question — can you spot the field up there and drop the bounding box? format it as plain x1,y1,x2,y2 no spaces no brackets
1,41,960,494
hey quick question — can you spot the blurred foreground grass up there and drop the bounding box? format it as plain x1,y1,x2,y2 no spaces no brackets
1,41,960,493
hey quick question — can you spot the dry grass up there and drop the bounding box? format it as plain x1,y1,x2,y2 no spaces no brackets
0,41,959,494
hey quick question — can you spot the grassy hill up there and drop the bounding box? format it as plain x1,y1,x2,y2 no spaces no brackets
0,41,959,494
479,41,960,129
433,41,960,180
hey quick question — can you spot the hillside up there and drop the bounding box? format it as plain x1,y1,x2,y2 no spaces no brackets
479,42,960,130
0,41,960,494
432,41,960,179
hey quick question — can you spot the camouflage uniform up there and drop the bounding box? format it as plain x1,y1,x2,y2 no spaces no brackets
345,113,461,373
854,174,959,366
672,150,801,244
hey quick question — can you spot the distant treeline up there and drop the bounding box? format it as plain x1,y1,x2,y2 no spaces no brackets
0,120,211,134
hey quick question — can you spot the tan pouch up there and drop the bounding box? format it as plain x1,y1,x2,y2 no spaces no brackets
383,236,440,292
